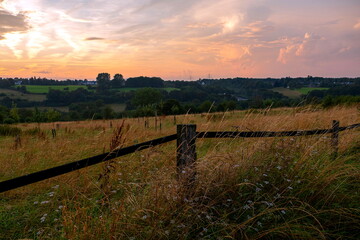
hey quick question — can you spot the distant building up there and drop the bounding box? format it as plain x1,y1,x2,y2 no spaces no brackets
79,80,97,85
234,96,248,101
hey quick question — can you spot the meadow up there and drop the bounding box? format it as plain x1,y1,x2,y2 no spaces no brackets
272,87,329,99
0,89,46,102
0,105,359,239
19,85,89,94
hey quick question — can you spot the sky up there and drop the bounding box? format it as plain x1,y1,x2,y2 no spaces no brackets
0,0,359,80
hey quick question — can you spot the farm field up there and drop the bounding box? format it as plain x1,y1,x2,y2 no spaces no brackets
272,87,329,98
0,88,46,102
19,85,90,94
296,87,329,94
0,106,359,239
271,87,303,99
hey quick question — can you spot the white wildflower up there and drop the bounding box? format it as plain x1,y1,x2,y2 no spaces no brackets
243,204,251,210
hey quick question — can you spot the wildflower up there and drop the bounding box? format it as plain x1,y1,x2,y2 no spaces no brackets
274,193,281,199
40,200,50,204
234,164,240,168
257,221,263,227
58,205,64,209
281,210,286,215
40,214,47,223
243,204,251,210
254,167,259,171
276,165,282,170
244,179,249,182
263,173,268,177
297,180,301,184
255,187,261,192
264,181,269,185
52,185,59,189
142,215,147,220
287,186,293,190
286,179,291,182
33,201,39,205
48,192,55,197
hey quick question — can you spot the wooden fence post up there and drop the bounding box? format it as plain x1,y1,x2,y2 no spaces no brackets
331,120,339,159
177,124,197,187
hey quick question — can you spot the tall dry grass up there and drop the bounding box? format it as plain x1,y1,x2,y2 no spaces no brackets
0,105,359,239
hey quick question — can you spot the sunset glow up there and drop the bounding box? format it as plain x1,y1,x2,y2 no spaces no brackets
0,0,359,80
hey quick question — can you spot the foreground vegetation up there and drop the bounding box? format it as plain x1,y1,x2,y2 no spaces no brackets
0,106,359,239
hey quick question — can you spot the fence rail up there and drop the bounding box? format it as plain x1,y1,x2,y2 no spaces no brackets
0,121,359,193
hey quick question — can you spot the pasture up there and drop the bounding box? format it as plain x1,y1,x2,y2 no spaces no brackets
0,88,46,102
272,87,329,98
20,85,89,94
0,106,359,239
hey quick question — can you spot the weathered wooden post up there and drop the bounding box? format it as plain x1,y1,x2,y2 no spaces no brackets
173,115,177,125
51,129,56,138
177,124,197,187
331,120,339,159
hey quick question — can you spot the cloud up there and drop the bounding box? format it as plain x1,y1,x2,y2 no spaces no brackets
33,70,51,74
354,20,360,29
277,33,323,64
0,9,29,39
84,37,105,41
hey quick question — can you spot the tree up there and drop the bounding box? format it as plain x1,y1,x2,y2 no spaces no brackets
161,99,183,115
111,74,125,88
131,88,163,107
9,103,20,123
96,73,111,92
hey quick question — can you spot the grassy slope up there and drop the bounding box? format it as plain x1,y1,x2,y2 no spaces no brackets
22,85,89,94
0,88,46,102
0,106,359,239
297,87,329,94
272,87,329,99
272,87,302,99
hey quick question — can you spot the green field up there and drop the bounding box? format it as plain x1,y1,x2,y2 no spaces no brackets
272,87,329,98
296,87,329,94
272,87,303,99
0,88,46,102
20,85,89,94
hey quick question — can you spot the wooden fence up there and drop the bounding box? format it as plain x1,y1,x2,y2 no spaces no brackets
0,120,359,193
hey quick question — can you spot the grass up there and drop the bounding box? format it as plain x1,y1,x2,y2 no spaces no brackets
272,87,329,98
0,88,46,102
20,85,89,94
271,88,302,99
296,87,329,95
0,105,359,239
